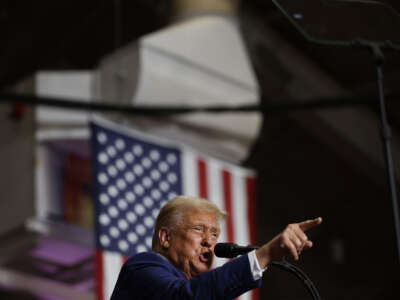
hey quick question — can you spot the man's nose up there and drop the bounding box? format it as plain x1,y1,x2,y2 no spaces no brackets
201,232,212,247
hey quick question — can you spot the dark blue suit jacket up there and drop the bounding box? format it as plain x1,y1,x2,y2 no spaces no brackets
110,251,261,300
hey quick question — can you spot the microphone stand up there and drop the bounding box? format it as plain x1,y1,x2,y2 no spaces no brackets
221,244,322,300
357,40,400,261
270,259,321,300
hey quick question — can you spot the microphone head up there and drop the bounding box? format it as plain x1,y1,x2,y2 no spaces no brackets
214,242,238,258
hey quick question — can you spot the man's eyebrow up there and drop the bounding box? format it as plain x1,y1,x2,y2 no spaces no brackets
211,226,220,233
189,223,220,232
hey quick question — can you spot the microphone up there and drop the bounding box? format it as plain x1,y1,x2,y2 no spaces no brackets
214,242,259,258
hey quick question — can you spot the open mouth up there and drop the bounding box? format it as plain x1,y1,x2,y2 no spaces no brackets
199,251,212,263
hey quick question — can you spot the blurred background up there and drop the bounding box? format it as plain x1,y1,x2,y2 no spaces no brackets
1,0,400,299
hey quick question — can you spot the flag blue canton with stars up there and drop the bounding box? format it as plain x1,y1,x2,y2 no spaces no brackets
91,122,182,255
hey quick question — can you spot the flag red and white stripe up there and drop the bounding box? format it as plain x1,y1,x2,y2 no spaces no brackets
92,118,258,300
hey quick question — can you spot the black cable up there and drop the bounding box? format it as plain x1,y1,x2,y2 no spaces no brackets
1,91,397,115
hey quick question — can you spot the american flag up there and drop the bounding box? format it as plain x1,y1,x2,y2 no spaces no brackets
91,118,258,300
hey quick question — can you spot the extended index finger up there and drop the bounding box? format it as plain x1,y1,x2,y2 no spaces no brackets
298,217,323,231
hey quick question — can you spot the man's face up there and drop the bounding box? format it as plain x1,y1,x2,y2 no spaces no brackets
162,208,220,279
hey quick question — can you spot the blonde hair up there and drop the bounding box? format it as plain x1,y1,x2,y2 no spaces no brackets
151,195,227,252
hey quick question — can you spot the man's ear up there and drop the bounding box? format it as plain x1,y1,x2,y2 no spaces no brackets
159,227,170,249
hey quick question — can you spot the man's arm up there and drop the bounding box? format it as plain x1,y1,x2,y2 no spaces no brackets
256,217,323,268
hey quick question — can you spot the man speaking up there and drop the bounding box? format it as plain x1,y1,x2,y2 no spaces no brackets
110,196,322,300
